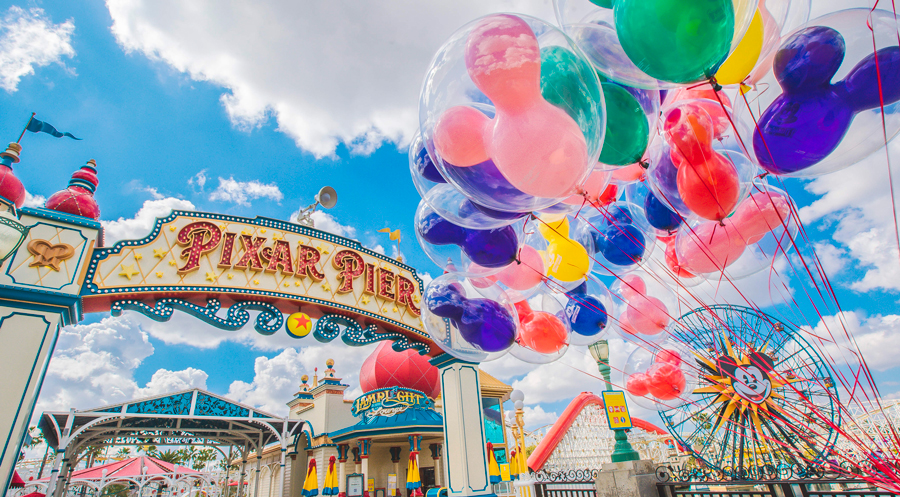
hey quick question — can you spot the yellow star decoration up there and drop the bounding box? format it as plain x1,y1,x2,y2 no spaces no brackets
153,248,168,259
284,282,290,287
156,272,163,278
253,279,260,285
361,295,370,305
220,224,228,230
273,234,282,240
227,273,234,280
119,264,140,281
168,260,177,266
294,281,302,287
260,228,267,233
169,226,176,232
392,306,398,313
321,281,331,292
134,253,143,260
242,230,250,235
412,294,421,304
205,272,216,282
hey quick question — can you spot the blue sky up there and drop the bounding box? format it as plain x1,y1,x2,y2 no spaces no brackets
4,0,900,437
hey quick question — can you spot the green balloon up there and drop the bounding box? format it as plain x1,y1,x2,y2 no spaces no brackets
539,46,604,154
598,82,648,166
588,0,615,8
615,0,734,83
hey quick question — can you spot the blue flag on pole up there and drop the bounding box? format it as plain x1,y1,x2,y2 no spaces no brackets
26,118,81,140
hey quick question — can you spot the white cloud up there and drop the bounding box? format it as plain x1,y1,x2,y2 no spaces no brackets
35,315,206,414
0,6,75,92
289,209,358,239
135,367,208,398
799,139,900,292
521,405,558,430
23,191,46,208
188,169,208,190
105,0,554,158
102,197,196,245
227,343,377,415
209,176,283,206
812,311,900,372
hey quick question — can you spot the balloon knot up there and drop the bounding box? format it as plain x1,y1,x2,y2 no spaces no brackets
709,77,722,92
718,220,726,227
758,172,769,179
639,159,649,170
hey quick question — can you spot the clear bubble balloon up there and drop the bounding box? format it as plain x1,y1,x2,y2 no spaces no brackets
420,14,605,212
609,272,675,342
674,182,798,280
622,340,697,410
559,278,614,346
624,181,684,235
414,200,522,276
510,292,570,364
422,273,518,362
735,8,900,178
524,214,595,292
554,0,759,87
579,201,654,275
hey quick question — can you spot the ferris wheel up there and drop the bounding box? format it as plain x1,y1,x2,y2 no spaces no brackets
658,305,840,475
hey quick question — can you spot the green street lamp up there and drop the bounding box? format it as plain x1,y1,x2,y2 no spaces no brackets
588,339,641,463
0,200,27,265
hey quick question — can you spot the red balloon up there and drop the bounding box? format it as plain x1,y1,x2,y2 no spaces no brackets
626,373,651,397
655,349,683,367
664,104,740,222
514,300,568,354
597,183,619,205
660,234,696,278
647,363,687,400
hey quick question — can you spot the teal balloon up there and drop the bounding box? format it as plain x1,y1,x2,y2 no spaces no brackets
615,0,734,83
540,46,604,149
599,82,649,166
588,0,615,7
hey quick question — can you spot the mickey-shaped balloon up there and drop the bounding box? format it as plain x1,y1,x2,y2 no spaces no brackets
664,103,740,222
514,299,569,354
433,15,590,199
754,26,900,175
417,206,518,269
675,191,792,275
564,281,609,338
591,204,647,267
426,280,518,352
617,274,669,337
537,216,591,282
644,190,682,233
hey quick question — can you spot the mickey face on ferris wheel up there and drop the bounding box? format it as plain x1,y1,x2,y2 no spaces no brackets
716,352,776,405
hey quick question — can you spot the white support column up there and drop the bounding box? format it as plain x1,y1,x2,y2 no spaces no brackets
44,410,75,497
359,439,370,497
0,308,63,491
430,355,494,497
278,420,288,497
337,444,348,497
254,433,263,497
238,450,248,497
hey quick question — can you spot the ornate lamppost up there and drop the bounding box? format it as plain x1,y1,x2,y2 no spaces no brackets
588,340,641,463
508,390,532,497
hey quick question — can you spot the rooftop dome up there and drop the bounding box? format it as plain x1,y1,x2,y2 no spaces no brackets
359,341,440,398
45,159,100,220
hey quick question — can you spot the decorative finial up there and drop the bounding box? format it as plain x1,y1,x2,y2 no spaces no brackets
326,358,334,367
45,159,100,220
301,374,309,383
0,143,26,208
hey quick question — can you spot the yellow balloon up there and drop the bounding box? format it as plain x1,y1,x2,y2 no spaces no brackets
537,216,589,282
715,10,764,86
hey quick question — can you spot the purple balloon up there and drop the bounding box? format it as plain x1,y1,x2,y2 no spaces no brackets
416,206,518,268
446,159,534,207
426,281,517,352
754,26,900,175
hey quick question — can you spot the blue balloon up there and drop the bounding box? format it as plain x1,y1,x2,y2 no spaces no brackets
644,190,682,232
594,224,646,267
458,199,530,221
414,143,446,183
564,284,608,337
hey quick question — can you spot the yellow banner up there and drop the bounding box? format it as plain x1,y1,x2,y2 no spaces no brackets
602,391,633,430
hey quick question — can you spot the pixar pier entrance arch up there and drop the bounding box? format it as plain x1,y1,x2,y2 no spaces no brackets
0,205,497,497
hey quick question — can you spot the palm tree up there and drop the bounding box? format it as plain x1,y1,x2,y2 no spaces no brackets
115,447,131,460
154,450,185,465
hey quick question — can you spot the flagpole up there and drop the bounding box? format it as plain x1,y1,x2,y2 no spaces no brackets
16,113,35,144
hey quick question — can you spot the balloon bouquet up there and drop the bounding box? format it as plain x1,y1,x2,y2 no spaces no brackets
409,0,900,415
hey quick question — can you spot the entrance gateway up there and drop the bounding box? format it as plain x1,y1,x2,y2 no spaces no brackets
0,160,497,497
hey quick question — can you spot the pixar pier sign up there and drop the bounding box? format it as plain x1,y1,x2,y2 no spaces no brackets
79,211,427,341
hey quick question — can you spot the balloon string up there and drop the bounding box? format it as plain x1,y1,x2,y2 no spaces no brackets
867,4,900,269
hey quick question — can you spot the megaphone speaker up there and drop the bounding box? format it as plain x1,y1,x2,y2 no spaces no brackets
316,186,338,209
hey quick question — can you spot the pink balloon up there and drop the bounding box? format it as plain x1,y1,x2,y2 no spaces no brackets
619,274,647,301
621,295,669,336
434,15,589,199
675,191,792,274
497,245,545,290
664,88,733,138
